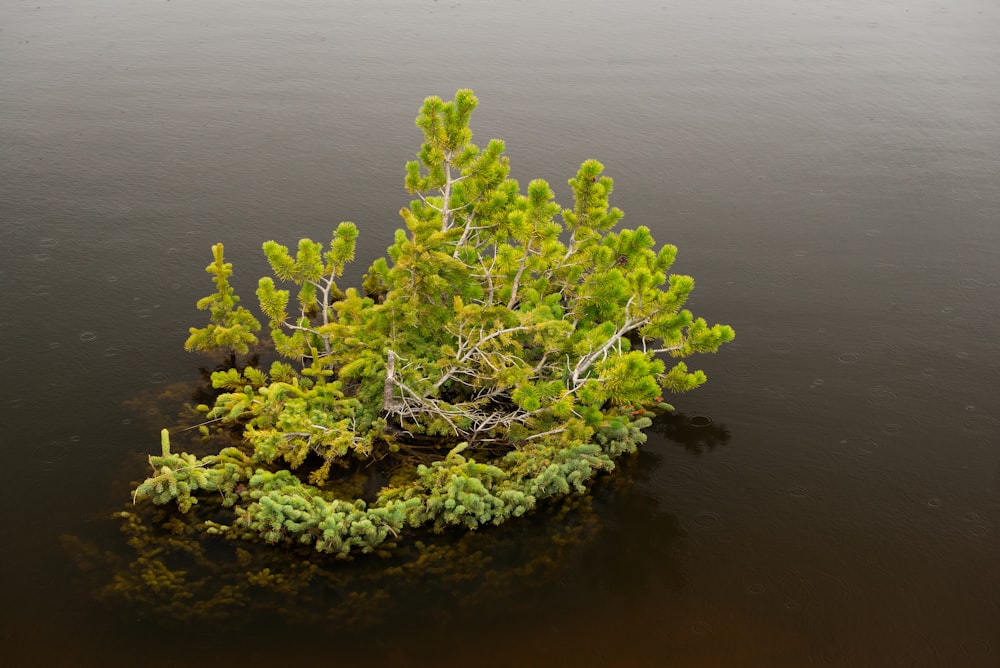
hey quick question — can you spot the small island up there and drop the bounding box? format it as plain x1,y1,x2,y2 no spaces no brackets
131,89,734,559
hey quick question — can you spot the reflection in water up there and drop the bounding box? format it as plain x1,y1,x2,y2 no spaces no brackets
63,380,689,634
648,411,732,456
62,453,686,635
62,496,599,628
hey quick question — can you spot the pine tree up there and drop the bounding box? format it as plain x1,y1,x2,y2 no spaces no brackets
135,90,734,557
184,243,261,362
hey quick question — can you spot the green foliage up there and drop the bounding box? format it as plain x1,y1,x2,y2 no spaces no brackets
184,243,261,358
134,89,734,557
132,430,249,512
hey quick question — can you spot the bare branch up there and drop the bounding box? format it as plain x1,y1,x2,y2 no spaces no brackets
523,426,567,441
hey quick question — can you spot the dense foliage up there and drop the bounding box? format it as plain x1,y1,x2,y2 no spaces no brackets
132,89,734,557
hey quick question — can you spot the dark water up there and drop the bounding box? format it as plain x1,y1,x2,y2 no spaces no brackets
2,0,999,665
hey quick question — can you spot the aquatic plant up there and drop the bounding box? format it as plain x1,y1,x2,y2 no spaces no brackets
131,89,734,557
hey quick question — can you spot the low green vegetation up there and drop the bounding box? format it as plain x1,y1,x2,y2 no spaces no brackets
132,89,734,557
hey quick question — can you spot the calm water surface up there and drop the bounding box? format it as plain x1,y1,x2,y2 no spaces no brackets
2,0,999,665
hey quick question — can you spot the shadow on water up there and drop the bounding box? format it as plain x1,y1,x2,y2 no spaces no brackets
60,381,721,653
648,410,732,456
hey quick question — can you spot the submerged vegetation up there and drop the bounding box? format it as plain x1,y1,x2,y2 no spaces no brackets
67,424,704,626
130,89,734,558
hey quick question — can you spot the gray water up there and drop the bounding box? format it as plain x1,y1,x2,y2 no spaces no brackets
2,0,999,665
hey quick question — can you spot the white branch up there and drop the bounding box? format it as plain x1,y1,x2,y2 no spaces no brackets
523,426,567,441
647,344,685,354
415,192,445,214
570,296,655,386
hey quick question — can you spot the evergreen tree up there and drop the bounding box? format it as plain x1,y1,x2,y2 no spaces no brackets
134,90,734,557
184,243,261,362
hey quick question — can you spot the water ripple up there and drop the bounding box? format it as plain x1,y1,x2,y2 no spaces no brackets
768,338,793,352
690,620,711,636
865,385,897,405
962,413,997,434
688,414,712,427
691,511,721,528
960,638,992,657
36,441,68,465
